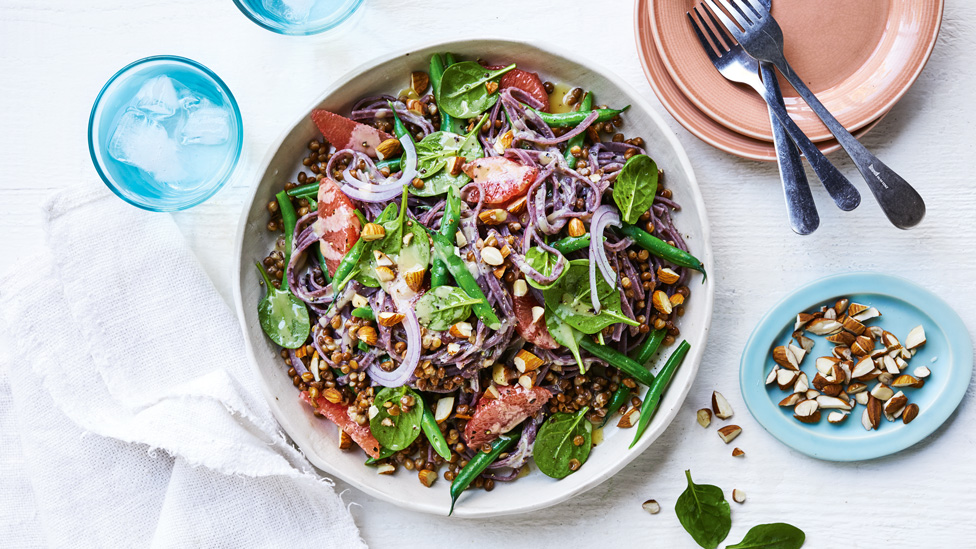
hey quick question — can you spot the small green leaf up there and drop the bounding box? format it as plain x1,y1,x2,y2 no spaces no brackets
533,408,592,479
255,263,310,349
613,154,658,225
415,286,480,331
542,259,638,335
726,523,805,549
545,312,584,370
524,247,566,290
370,387,424,451
675,470,731,549
438,62,515,118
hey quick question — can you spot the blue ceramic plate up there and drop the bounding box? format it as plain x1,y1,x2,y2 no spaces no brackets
740,272,973,461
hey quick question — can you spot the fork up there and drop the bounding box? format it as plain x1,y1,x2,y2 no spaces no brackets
754,0,818,234
687,5,860,218
705,0,926,229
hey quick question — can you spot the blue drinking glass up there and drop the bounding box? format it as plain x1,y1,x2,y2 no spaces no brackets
89,56,243,212
232,0,365,35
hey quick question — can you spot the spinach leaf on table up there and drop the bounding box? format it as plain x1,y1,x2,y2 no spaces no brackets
369,386,424,451
675,470,731,549
727,523,805,549
612,154,658,225
533,407,592,479
438,61,515,118
542,259,638,335
415,286,480,331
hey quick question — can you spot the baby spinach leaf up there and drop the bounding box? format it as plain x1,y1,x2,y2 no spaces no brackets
545,311,584,370
415,286,480,331
533,407,592,479
612,154,658,225
370,386,424,451
398,220,431,274
255,262,311,349
411,114,487,197
727,523,805,549
524,247,567,290
542,259,639,335
438,61,516,118
675,470,731,549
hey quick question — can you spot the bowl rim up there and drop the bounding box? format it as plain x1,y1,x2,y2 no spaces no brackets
87,55,243,212
230,0,365,36
232,37,715,516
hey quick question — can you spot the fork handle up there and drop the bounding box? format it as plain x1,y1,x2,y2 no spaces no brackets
761,62,818,234
771,56,926,229
754,75,860,212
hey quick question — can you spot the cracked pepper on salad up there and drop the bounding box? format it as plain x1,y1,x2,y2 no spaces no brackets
256,53,705,513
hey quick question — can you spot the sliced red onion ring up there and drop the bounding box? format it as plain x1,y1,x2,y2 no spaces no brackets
366,305,420,387
340,129,417,203
590,205,621,313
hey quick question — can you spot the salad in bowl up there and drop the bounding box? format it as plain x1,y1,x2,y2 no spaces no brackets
237,40,711,516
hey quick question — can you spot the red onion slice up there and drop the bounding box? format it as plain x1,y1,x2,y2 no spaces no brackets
590,205,621,313
340,129,417,203
366,304,420,387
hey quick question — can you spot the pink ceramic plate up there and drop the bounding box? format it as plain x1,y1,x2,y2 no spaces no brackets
634,0,883,161
650,0,943,142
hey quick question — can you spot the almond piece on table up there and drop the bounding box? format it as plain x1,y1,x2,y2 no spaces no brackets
697,408,712,428
732,489,746,504
711,391,734,419
642,499,661,514
732,447,745,458
717,425,742,444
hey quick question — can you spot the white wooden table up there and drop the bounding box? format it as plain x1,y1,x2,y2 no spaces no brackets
3,1,975,546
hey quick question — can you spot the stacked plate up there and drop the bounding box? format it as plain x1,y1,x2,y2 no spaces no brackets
634,0,944,161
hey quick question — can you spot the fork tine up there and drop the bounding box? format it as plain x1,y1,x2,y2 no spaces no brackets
726,0,761,20
686,10,720,61
699,4,733,50
736,0,766,18
711,0,752,28
704,0,745,39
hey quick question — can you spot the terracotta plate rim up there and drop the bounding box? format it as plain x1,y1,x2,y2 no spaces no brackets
648,0,944,142
634,0,884,162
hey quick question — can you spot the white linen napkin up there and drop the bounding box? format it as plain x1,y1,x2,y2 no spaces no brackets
0,184,366,548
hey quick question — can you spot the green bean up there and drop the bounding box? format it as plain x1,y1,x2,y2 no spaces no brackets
364,447,396,466
449,427,521,515
551,234,591,255
314,243,332,284
600,385,632,428
388,101,410,139
564,91,593,169
376,157,401,172
331,238,366,294
421,407,451,461
275,190,300,291
630,328,666,365
430,186,461,288
619,224,707,279
351,307,374,320
529,106,628,128
430,53,457,134
286,181,319,199
429,231,502,330
630,340,690,448
578,336,655,387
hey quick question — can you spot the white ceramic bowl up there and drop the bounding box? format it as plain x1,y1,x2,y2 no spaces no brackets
233,38,714,517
